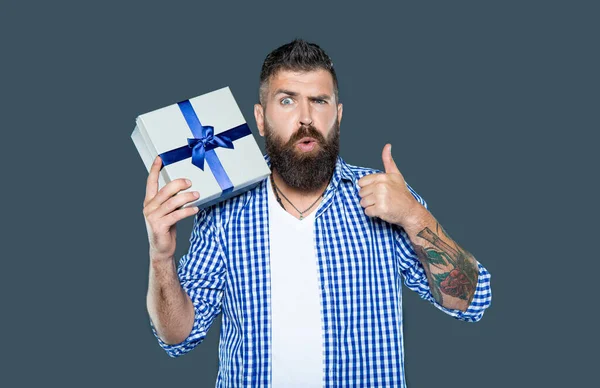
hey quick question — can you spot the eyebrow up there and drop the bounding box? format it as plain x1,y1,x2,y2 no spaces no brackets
273,88,332,101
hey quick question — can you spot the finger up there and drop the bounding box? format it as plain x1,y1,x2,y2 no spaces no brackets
152,190,200,219
364,203,378,218
359,180,390,198
144,178,192,215
359,194,377,208
382,143,400,174
358,183,379,198
164,205,200,226
144,156,163,205
357,172,385,188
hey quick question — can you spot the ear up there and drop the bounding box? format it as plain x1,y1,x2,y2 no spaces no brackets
337,102,343,125
254,103,265,137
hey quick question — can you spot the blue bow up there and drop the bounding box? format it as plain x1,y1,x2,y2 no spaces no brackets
187,125,234,171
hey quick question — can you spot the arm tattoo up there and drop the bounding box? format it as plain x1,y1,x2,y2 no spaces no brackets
413,222,478,306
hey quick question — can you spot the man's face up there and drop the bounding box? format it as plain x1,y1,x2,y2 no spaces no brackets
254,69,343,192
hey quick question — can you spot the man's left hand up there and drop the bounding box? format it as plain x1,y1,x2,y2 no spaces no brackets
357,143,423,227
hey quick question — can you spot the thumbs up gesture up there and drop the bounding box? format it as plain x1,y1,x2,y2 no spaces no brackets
357,144,424,227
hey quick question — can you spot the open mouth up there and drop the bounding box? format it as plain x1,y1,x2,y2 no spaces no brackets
297,137,317,144
296,137,317,151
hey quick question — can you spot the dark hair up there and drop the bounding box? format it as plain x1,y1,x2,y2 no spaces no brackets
259,38,339,106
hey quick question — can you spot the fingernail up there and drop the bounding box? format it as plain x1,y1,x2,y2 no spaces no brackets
185,179,191,185
193,191,199,197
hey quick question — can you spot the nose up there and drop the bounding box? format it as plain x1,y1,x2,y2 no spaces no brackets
298,100,313,126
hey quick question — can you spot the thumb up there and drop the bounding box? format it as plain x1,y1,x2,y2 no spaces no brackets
382,143,400,174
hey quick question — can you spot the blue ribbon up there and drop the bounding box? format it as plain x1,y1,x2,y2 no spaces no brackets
158,100,252,194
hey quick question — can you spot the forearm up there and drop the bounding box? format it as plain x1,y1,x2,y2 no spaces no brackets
401,206,479,312
146,255,195,345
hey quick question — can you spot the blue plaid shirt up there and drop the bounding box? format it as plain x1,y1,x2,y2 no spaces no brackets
150,153,492,387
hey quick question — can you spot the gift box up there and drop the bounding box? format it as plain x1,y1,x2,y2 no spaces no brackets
131,86,271,210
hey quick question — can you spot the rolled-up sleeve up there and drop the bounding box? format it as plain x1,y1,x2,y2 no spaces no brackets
396,183,492,322
149,205,227,357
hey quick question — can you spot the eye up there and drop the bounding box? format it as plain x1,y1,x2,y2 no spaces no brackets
314,99,328,105
281,97,293,105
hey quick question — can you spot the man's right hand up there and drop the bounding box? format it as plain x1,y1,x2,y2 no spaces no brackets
143,155,200,262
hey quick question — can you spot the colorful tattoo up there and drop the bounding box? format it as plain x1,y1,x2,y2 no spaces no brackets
413,222,478,305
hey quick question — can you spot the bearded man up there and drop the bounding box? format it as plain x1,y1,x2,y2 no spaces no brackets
143,38,492,388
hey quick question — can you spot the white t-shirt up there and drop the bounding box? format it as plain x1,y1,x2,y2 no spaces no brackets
267,177,324,387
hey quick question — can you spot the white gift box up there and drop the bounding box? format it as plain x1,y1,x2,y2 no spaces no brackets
131,86,271,210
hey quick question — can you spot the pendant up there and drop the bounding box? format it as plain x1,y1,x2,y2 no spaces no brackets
299,214,304,220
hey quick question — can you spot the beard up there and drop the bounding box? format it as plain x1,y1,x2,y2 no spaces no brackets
264,117,340,193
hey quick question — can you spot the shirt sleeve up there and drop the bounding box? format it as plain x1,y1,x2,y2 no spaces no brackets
149,205,227,357
395,182,492,322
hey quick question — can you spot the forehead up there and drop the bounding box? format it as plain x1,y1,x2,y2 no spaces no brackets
268,69,334,97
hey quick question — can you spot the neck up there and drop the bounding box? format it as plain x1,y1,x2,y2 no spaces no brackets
271,169,329,208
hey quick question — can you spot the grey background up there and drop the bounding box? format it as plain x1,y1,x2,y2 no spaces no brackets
2,1,597,387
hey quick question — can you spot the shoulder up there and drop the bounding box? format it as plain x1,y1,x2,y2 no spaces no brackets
199,177,269,231
342,159,384,180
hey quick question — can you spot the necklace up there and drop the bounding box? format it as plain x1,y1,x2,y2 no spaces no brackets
269,173,326,220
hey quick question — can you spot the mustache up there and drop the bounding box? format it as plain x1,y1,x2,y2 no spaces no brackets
287,124,325,145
